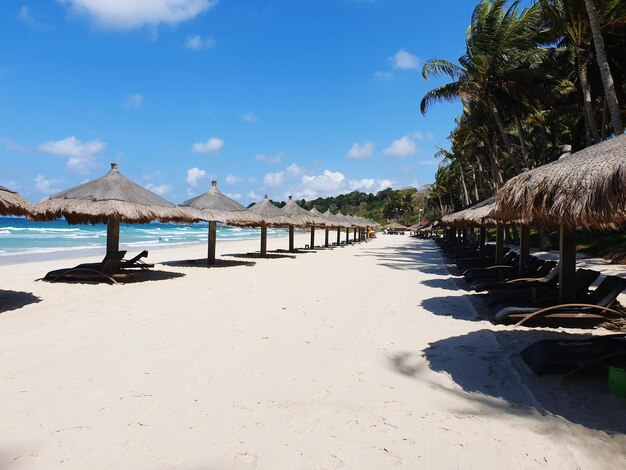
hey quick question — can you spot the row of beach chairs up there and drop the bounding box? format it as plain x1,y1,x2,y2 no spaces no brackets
435,238,626,329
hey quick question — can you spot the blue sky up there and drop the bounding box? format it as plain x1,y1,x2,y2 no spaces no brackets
0,0,475,205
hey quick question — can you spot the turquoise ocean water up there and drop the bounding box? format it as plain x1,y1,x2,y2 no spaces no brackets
0,217,286,259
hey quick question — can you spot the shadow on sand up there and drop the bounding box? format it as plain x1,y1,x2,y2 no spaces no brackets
390,328,626,435
0,290,42,313
420,293,493,323
357,239,450,275
225,252,296,260
161,258,256,268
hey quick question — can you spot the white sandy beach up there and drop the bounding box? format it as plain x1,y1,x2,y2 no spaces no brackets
1,233,626,469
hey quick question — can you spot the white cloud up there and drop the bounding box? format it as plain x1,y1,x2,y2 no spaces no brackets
255,152,284,164
185,35,216,50
192,137,224,154
34,174,63,194
38,136,106,173
346,141,374,159
59,0,218,29
186,167,207,187
291,170,395,199
225,174,241,185
300,170,345,194
373,71,394,81
226,192,242,200
411,131,435,141
348,178,393,192
38,136,105,158
0,138,28,152
247,190,260,200
286,163,302,177
264,171,284,187
18,5,53,31
418,159,438,166
383,135,418,157
391,49,419,71
122,92,143,109
240,111,258,123
145,182,173,196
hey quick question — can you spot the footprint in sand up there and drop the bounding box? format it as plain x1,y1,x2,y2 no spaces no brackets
234,452,258,469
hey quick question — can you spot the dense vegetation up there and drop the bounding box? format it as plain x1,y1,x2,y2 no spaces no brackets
258,187,429,226
265,1,626,233
421,0,625,217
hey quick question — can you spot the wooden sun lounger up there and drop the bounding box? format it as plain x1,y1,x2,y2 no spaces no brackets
43,250,145,284
495,276,626,328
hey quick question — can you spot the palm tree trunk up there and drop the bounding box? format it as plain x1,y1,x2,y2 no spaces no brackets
514,113,530,168
538,227,552,251
488,97,522,174
471,163,480,201
458,162,471,205
487,136,504,189
575,46,600,144
583,0,624,135
601,97,609,140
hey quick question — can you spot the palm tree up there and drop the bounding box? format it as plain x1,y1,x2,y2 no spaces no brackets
583,0,624,135
421,0,545,175
539,0,601,143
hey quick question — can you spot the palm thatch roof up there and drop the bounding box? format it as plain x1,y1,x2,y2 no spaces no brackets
280,196,319,226
310,207,334,227
495,134,626,230
385,222,407,230
322,209,348,228
248,196,294,226
180,181,263,227
345,214,367,227
33,163,196,224
335,211,357,227
441,197,497,227
0,185,34,217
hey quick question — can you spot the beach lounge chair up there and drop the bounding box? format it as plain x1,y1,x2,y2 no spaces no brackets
494,275,626,328
488,268,600,310
470,260,557,292
463,252,520,282
460,249,517,274
520,334,626,376
121,250,154,271
43,250,137,284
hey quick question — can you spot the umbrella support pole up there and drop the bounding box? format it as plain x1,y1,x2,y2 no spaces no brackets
519,224,531,275
495,224,504,264
345,228,349,243
289,225,295,252
310,226,315,249
353,227,357,241
478,227,487,257
208,221,217,265
325,228,329,247
107,217,120,255
336,228,341,245
260,223,267,256
559,224,577,303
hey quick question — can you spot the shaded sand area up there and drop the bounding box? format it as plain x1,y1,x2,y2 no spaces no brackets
1,234,625,469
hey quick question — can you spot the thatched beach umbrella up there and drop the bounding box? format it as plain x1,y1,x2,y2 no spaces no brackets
309,207,331,248
0,185,34,217
323,209,345,246
496,134,626,230
33,163,196,256
249,195,293,256
280,196,319,252
335,212,355,243
180,181,264,264
496,134,626,301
